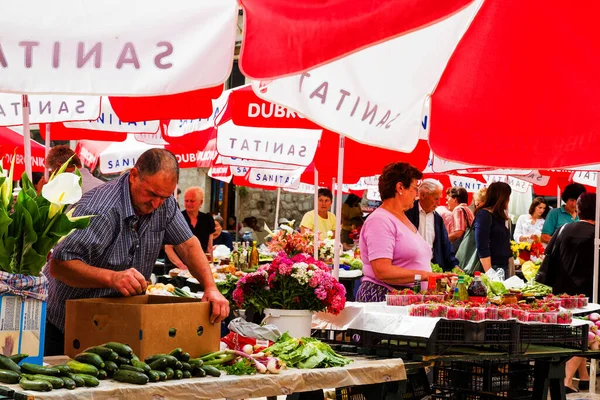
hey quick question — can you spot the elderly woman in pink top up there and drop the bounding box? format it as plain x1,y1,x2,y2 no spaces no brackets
357,162,449,302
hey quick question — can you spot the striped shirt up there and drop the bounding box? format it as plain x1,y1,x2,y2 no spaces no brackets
44,172,192,332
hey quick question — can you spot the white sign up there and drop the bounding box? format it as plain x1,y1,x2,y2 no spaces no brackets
484,175,531,194
448,175,487,193
247,168,303,189
219,156,298,170
216,121,321,167
65,97,159,133
366,187,381,201
99,138,157,174
0,95,101,126
515,171,551,186
0,0,238,95
134,132,168,145
349,176,379,190
230,166,249,176
165,88,230,137
284,182,315,194
252,0,482,152
432,156,475,173
572,171,598,188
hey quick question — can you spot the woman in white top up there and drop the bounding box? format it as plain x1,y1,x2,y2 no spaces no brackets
513,197,548,242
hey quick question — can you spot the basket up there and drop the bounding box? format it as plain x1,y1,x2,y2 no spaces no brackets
519,323,588,352
431,387,532,400
433,360,533,393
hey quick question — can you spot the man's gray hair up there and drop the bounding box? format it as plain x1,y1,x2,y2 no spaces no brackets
134,148,179,182
419,179,443,195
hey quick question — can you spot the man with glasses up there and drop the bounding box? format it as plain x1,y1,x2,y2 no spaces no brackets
43,149,229,356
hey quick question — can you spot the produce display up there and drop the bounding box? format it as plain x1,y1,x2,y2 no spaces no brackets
265,333,352,369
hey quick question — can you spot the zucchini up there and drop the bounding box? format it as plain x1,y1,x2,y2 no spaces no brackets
119,365,146,374
117,356,131,366
174,369,183,379
154,370,168,381
0,369,20,384
84,346,119,361
8,354,28,364
59,376,77,390
21,374,64,389
182,370,192,379
0,356,20,373
113,369,149,385
188,358,203,367
19,377,53,392
201,365,221,377
145,354,179,367
147,370,160,382
147,358,168,371
21,363,60,376
180,352,190,362
75,373,100,387
66,360,99,377
131,359,151,373
54,365,71,375
169,348,183,359
181,362,192,371
192,366,206,377
97,369,108,380
104,361,119,374
130,354,140,362
102,342,133,357
75,352,105,369
66,372,85,387
164,367,174,379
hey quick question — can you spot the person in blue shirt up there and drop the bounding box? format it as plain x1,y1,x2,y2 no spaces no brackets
541,183,586,244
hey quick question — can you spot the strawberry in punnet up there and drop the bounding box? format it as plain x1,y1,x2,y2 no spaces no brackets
447,306,465,320
498,307,512,320
542,311,558,324
485,305,499,320
577,294,588,308
464,306,486,322
424,303,447,318
557,311,572,325
558,294,578,309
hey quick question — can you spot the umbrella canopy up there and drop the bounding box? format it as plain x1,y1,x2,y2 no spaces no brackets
0,127,45,176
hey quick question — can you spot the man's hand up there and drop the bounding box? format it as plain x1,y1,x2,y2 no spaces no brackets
202,288,230,324
110,268,147,296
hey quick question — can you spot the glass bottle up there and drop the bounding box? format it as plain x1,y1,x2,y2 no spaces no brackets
231,242,239,269
467,272,488,304
457,276,469,301
250,240,259,268
453,287,460,301
413,274,422,294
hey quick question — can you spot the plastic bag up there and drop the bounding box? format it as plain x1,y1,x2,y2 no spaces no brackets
485,268,504,282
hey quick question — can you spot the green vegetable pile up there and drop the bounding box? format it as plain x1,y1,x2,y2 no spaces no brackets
431,263,443,273
216,275,240,307
340,254,363,270
480,274,508,298
265,333,352,369
521,281,552,296
216,359,256,376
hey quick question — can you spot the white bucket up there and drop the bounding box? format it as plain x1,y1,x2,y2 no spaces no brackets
263,308,313,338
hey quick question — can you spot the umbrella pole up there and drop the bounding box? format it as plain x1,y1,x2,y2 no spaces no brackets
333,135,345,281
21,95,32,179
331,178,336,212
557,185,561,208
235,186,239,243
314,169,319,260
590,172,600,393
274,187,281,230
44,123,51,180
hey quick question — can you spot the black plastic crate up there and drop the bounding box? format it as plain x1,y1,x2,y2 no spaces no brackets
312,329,366,348
431,387,532,400
358,320,520,355
433,360,533,393
519,323,588,352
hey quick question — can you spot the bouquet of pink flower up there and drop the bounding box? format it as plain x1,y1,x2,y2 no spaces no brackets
233,252,347,315
266,229,317,256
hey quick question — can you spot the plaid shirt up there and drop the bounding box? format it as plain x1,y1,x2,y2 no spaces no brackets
449,204,474,234
44,172,192,331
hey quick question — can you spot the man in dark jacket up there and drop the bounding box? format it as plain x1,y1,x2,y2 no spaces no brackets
405,179,460,272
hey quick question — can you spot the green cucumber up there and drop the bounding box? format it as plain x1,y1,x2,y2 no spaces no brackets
147,358,168,371
104,361,119,374
181,362,191,371
84,346,119,361
117,356,131,366
144,354,179,367
19,377,53,392
180,352,190,362
97,369,108,380
182,370,192,379
119,365,146,374
174,369,183,379
130,354,140,361
66,360,99,377
201,365,221,377
169,348,183,359
0,369,20,384
74,352,105,369
154,370,168,381
164,367,174,379
66,372,85,387
75,373,100,387
131,359,151,373
21,374,63,389
0,356,20,373
59,376,77,390
21,363,60,376
192,366,206,377
147,370,160,382
102,342,133,357
54,365,71,375
113,369,149,385
8,354,28,364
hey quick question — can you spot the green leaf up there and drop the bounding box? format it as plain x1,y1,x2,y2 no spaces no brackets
10,201,46,275
46,212,91,238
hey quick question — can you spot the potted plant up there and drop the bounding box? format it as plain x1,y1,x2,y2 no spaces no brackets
232,252,346,338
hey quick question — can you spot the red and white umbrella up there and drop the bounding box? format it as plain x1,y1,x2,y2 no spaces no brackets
0,127,45,176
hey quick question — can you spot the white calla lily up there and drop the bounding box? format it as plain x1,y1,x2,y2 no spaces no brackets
42,173,82,218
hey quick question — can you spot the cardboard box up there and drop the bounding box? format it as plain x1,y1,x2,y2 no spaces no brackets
0,295,46,365
64,295,219,359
